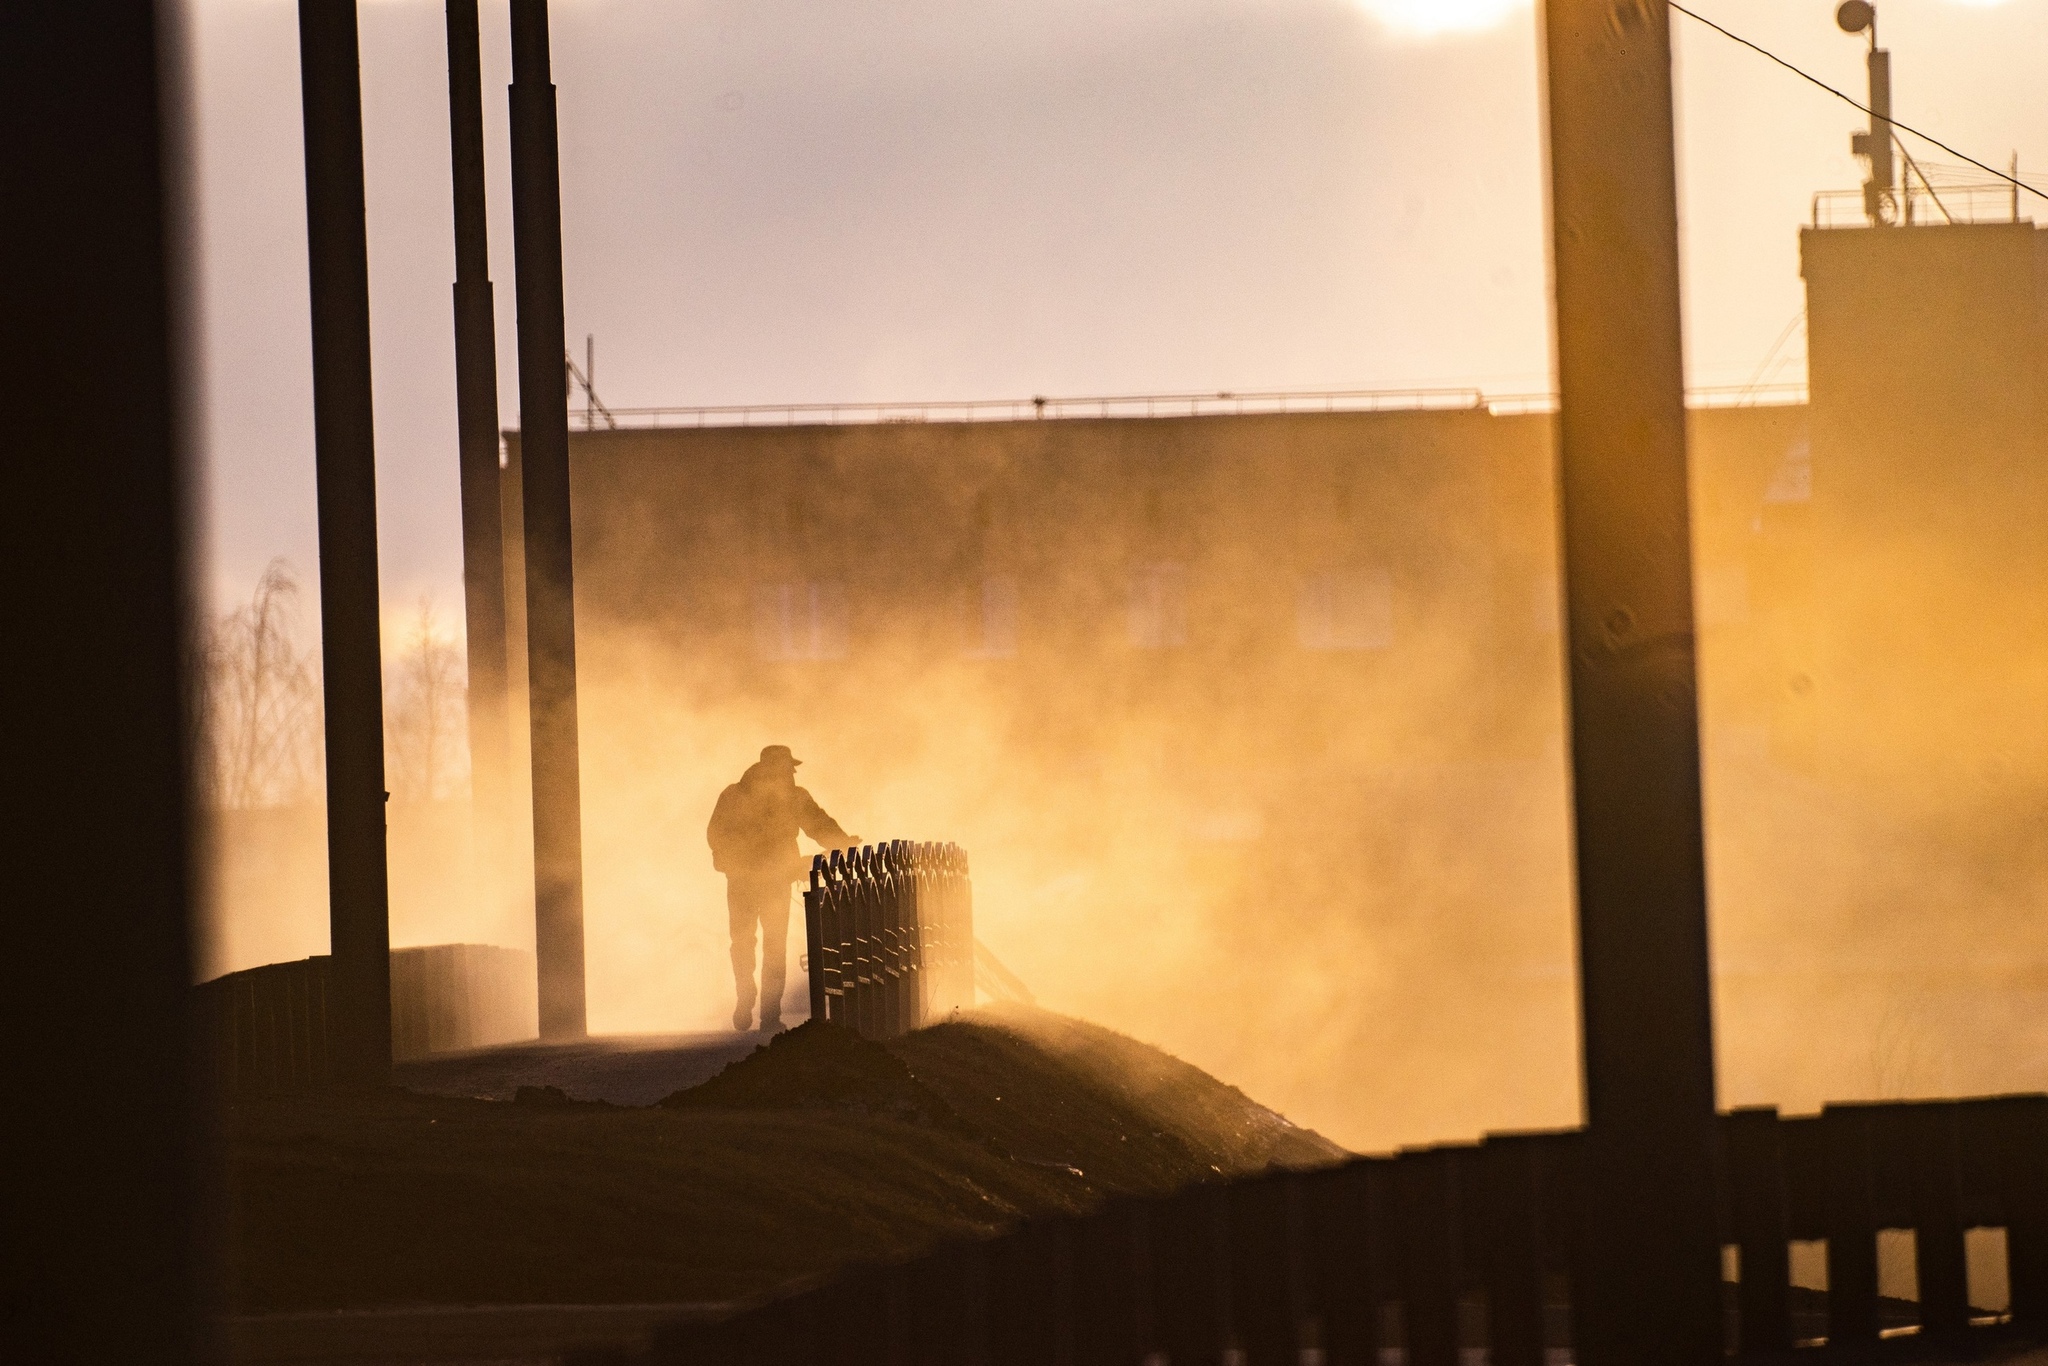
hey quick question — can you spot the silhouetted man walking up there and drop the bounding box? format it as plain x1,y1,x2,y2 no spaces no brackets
707,745,857,1032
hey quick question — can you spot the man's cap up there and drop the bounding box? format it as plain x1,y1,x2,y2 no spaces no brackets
760,744,802,766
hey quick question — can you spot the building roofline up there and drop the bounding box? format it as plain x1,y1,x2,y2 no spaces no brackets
499,383,1807,438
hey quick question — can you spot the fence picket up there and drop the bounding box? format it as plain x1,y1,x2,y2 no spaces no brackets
1475,1133,1556,1366
1821,1104,1884,1348
1723,1107,1793,1355
1904,1103,1971,1336
1227,1171,1301,1366
1394,1147,1467,1366
1995,1096,2048,1327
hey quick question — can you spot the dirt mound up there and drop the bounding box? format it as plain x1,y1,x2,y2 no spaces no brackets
227,1007,1345,1316
657,1006,1345,1194
897,1005,1346,1182
657,1021,968,1134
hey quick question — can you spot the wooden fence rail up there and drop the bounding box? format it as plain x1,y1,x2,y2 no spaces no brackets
803,841,973,1041
640,1095,2048,1365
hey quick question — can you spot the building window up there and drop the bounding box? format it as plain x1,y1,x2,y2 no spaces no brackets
753,581,848,660
1129,561,1189,649
967,575,1019,659
1297,568,1393,650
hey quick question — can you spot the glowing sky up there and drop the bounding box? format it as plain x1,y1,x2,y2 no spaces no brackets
1353,0,1532,38
185,0,2047,619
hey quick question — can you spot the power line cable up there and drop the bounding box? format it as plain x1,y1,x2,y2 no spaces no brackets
1667,1,2046,204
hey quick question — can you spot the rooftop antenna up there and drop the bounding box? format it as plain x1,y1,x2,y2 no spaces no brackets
1836,1,1895,225
562,333,617,429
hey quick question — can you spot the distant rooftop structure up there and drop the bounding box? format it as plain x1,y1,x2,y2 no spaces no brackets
555,383,1809,433
1812,172,2034,231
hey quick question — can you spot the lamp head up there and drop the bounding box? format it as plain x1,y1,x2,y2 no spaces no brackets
1836,1,1874,35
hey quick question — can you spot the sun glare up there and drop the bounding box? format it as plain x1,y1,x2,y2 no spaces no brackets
1352,0,1532,40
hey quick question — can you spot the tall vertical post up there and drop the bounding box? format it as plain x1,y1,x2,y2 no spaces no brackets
508,0,587,1039
1541,3,1721,1363
445,0,513,919
10,1,205,1357
299,0,393,1083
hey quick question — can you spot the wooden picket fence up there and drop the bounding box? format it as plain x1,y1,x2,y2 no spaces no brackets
803,840,975,1041
641,1095,2048,1366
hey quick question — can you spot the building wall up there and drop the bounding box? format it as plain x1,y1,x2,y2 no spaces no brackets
1800,221,2048,792
497,403,1847,1147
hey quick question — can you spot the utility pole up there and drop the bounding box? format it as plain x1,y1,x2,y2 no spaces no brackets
444,0,514,933
298,0,394,1084
1541,3,1721,1364
508,0,588,1039
1836,1,1894,225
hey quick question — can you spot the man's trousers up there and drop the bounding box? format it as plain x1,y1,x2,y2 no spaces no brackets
726,873,792,1024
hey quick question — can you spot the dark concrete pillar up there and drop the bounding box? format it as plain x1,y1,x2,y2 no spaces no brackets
7,2,206,1357
298,0,394,1084
1542,2,1721,1363
444,0,514,917
508,0,587,1039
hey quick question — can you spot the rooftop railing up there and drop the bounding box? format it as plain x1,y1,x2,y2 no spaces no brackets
1811,182,2034,231
559,383,1808,433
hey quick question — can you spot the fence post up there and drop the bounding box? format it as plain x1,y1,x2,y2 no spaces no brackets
839,1264,900,1366
1300,1158,1380,1366
868,847,889,1039
1723,1107,1793,1355
827,848,849,1027
987,1220,1072,1366
1475,1134,1553,1366
805,856,828,1024
900,1247,978,1366
1821,1104,1882,1348
1903,1103,1970,1338
1994,1095,2048,1327
851,848,872,1037
1071,1201,1152,1366
908,844,929,1029
1227,1171,1302,1366
887,842,909,1039
1395,1148,1465,1366
867,847,886,1040
1151,1183,1233,1366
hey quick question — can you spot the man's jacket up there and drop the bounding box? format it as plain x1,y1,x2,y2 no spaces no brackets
707,762,852,881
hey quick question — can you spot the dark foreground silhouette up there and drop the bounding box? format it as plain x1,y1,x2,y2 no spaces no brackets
222,1005,1341,1358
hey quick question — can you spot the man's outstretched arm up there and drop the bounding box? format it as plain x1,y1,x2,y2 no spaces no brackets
796,789,856,850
